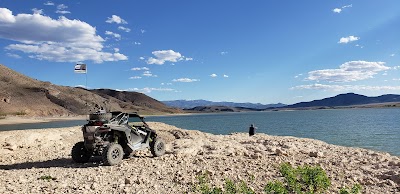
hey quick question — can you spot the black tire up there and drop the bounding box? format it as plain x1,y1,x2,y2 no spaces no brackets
150,137,166,157
71,142,92,163
123,148,135,159
102,143,124,166
89,113,112,121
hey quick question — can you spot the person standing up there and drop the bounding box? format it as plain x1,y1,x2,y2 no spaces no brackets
249,124,257,136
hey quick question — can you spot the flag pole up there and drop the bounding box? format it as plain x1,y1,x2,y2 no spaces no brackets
85,67,88,115
74,63,89,117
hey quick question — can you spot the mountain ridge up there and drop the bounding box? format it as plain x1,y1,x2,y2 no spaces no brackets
0,64,181,116
162,99,286,109
284,93,400,108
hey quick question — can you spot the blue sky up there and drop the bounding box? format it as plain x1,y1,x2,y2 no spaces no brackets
1,1,400,104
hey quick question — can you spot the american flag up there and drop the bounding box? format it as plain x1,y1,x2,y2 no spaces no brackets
74,64,87,73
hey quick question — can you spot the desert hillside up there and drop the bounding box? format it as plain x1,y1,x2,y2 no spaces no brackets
0,64,181,116
0,123,399,193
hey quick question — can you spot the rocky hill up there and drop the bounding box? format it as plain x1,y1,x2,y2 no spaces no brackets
0,64,181,116
285,93,400,108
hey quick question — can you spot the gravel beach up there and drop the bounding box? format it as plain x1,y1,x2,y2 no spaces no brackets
1,122,399,193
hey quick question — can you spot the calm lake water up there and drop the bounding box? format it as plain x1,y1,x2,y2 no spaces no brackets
146,108,400,156
0,108,399,156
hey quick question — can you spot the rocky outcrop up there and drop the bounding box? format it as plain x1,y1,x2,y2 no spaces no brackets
0,93,11,104
0,123,399,193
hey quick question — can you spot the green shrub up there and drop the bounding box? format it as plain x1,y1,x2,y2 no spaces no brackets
194,164,360,194
224,178,237,194
14,111,26,116
237,180,255,194
195,173,222,194
265,163,361,194
195,173,255,194
339,184,362,194
266,163,330,194
264,181,288,194
0,112,6,119
38,175,56,181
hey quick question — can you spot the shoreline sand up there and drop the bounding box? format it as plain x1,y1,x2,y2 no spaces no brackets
0,116,86,125
0,123,399,193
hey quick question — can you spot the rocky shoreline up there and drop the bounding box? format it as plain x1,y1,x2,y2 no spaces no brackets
1,122,399,193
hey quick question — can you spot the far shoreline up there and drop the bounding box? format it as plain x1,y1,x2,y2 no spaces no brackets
0,116,86,125
2,106,399,125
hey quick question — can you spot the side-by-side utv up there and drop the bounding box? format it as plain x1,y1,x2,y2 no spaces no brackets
71,112,165,166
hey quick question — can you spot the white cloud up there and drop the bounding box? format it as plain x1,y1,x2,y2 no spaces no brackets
44,1,54,6
393,78,400,81
114,48,119,52
128,87,176,93
333,8,342,13
142,70,157,77
57,4,68,10
6,53,21,59
139,57,145,60
291,83,400,91
106,15,127,24
134,42,141,45
390,54,395,57
131,67,149,71
56,4,70,14
333,4,352,13
210,73,217,78
146,50,192,65
32,8,43,15
140,29,146,33
129,76,142,79
172,78,199,83
393,66,400,70
56,10,70,14
118,26,131,32
355,44,364,48
223,74,229,78
105,31,121,40
338,36,359,44
294,73,303,78
221,51,228,55
0,8,127,63
185,57,193,61
307,61,390,82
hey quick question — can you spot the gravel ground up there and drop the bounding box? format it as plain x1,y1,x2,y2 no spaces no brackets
1,122,399,193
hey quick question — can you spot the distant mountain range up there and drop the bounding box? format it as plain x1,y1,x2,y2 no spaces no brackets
284,93,400,108
162,99,286,109
166,93,400,113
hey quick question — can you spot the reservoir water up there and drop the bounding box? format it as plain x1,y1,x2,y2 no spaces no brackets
0,108,399,156
147,108,400,156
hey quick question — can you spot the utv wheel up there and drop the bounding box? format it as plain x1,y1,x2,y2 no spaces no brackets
71,142,92,163
102,143,124,166
89,113,112,121
150,137,166,157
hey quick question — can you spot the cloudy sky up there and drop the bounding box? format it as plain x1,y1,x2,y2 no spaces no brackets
1,1,400,104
